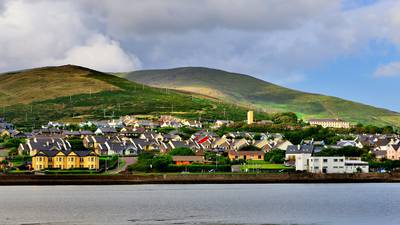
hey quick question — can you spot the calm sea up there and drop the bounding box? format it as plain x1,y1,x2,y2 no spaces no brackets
0,184,399,225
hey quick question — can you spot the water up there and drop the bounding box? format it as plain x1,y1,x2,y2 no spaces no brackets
0,184,399,225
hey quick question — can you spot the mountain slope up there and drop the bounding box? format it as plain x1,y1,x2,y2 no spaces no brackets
121,67,400,127
1,65,266,127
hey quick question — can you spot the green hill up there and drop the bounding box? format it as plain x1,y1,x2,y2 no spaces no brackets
0,65,267,127
121,67,400,127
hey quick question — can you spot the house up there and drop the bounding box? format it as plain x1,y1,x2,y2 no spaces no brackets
105,139,141,156
253,139,272,152
387,144,400,160
211,137,230,151
94,127,117,135
140,132,164,141
172,156,205,165
18,137,71,156
229,138,250,150
308,118,351,129
335,139,363,149
120,127,145,136
181,119,202,128
228,150,264,161
285,144,316,171
306,156,369,173
271,140,293,151
212,120,233,128
0,129,10,137
163,134,182,142
32,149,99,170
132,138,160,151
372,150,387,160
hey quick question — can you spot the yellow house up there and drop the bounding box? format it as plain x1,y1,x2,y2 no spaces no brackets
32,150,99,171
0,129,10,137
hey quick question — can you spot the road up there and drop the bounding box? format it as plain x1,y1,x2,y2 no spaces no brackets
108,156,137,174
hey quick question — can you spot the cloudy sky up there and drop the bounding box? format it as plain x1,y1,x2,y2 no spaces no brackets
0,0,400,111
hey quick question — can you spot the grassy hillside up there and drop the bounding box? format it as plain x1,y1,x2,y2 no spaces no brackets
121,67,400,127
0,65,268,128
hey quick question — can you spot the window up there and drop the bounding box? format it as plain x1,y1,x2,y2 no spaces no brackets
323,159,328,163
339,159,344,162
258,155,261,159
334,159,338,162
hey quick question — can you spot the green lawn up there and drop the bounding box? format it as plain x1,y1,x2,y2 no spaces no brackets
241,161,293,171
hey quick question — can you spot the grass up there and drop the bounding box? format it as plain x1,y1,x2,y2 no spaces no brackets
240,161,293,171
0,65,270,127
123,67,400,127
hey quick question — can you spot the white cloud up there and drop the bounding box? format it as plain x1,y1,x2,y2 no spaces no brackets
51,35,140,72
374,61,400,77
0,0,140,72
1,0,400,83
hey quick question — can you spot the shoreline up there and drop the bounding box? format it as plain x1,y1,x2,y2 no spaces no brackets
1,173,400,185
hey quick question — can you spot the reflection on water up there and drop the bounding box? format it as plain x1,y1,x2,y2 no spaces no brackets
0,184,399,225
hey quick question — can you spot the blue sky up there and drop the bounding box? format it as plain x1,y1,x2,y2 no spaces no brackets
0,0,400,111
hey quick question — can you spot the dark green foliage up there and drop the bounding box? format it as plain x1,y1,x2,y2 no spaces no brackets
3,138,25,149
168,147,195,156
283,126,350,145
264,150,285,164
68,138,87,151
99,155,118,170
272,112,298,124
151,155,173,171
157,126,175,134
314,146,368,157
369,160,400,171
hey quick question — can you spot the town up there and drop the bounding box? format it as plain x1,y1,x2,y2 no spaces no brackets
0,111,399,175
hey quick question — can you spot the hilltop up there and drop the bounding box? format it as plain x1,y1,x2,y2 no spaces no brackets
121,67,400,127
0,65,266,127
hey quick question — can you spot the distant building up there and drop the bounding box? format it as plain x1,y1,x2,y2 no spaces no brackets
172,156,205,165
308,118,350,129
305,156,369,173
32,150,99,170
228,150,264,161
247,111,254,125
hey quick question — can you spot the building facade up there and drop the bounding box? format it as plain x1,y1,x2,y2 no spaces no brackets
32,150,99,171
308,119,350,129
306,156,369,173
247,111,254,125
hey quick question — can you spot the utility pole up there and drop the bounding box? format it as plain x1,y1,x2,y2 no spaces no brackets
103,109,106,118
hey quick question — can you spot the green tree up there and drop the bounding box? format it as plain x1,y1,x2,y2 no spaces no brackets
152,155,172,171
264,149,285,164
168,147,195,156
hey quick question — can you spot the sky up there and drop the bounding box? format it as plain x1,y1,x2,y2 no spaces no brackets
0,0,400,111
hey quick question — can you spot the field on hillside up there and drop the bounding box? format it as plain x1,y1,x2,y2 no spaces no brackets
122,67,400,127
0,66,270,128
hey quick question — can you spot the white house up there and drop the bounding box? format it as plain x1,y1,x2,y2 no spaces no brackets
306,156,369,174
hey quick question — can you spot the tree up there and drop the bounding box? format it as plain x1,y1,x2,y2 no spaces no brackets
314,146,367,157
264,149,285,164
68,138,87,151
272,112,298,124
151,155,172,171
168,147,195,156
